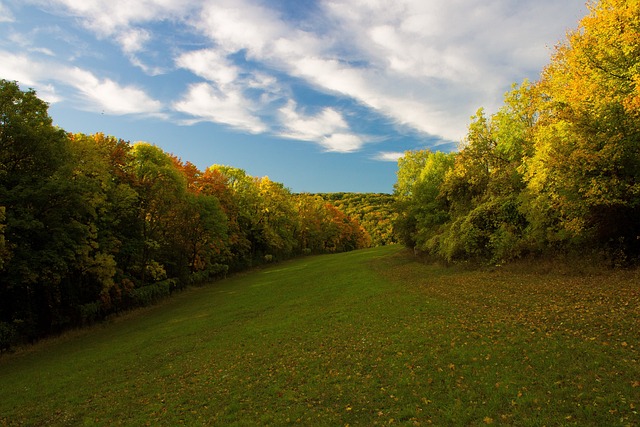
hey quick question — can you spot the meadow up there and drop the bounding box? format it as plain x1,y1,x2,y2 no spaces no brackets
0,245,638,426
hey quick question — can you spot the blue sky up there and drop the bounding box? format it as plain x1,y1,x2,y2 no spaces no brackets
0,0,587,193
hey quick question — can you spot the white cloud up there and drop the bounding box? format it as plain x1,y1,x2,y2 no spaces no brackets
173,82,267,134
0,1,14,22
47,0,195,37
0,54,61,103
197,0,290,57
176,49,238,87
61,67,164,115
320,133,364,153
17,0,586,150
118,27,151,54
191,1,466,139
0,50,40,85
185,0,583,144
278,100,365,153
0,50,163,115
174,48,286,133
373,151,405,162
42,0,198,73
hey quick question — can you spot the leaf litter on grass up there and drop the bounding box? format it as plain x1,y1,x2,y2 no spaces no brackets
1,246,639,426
372,249,640,426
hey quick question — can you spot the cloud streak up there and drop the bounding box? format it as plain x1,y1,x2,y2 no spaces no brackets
278,101,365,153
373,152,406,162
0,50,163,115
6,0,586,155
173,82,268,134
0,1,13,22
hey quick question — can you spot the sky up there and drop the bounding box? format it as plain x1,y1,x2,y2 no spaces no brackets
0,0,588,193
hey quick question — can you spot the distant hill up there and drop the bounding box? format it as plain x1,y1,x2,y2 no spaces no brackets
317,193,398,246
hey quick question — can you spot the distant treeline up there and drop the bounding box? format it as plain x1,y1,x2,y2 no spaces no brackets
394,0,640,266
317,193,397,246
0,80,371,347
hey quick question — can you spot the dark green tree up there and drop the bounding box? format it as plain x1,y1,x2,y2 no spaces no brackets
0,80,80,337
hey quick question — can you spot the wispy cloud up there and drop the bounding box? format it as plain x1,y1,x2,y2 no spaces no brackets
39,0,197,74
186,0,580,143
9,0,585,152
173,82,268,134
0,1,13,22
0,50,163,115
173,48,281,134
373,152,405,162
43,0,195,38
62,67,164,115
176,49,238,86
278,100,365,153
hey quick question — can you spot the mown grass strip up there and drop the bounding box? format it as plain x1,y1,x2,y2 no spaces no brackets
1,245,638,426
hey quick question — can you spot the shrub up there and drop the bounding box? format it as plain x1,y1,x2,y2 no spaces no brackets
130,279,175,307
0,321,17,352
188,264,229,285
79,302,102,325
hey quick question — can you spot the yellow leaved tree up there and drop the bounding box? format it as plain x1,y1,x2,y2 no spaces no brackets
525,0,640,253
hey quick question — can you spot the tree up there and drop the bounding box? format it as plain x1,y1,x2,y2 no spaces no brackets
170,157,228,280
207,165,259,268
322,203,370,252
394,1,640,263
438,83,534,262
0,207,7,270
0,82,127,336
524,0,640,256
0,80,382,346
0,80,68,187
255,177,297,259
128,143,188,284
393,150,455,249
295,194,327,253
65,133,138,311
394,83,536,263
317,193,397,246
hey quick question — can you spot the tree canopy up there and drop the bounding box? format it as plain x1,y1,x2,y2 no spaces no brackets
394,0,640,265
0,79,372,347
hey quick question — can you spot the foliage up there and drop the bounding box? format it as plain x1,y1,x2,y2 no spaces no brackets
78,302,102,326
0,206,7,270
318,192,397,246
393,150,455,250
295,193,372,253
395,1,640,264
525,0,640,254
129,279,175,307
0,321,16,352
0,81,370,346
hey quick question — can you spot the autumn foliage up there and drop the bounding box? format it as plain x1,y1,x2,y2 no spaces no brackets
0,81,369,346
394,0,640,265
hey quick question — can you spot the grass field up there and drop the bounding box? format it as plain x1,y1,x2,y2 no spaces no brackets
1,245,639,426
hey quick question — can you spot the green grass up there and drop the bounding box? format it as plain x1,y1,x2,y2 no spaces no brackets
1,246,639,426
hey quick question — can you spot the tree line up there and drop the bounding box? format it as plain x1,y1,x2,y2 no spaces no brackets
0,80,370,347
317,192,397,246
394,0,640,266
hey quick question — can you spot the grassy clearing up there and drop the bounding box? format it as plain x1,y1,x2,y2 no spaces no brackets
1,246,639,426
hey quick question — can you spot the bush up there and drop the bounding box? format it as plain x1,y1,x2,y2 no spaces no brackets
0,321,17,352
188,264,229,285
79,302,102,325
130,279,175,307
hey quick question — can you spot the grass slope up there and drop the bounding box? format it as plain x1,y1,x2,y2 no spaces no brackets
1,246,638,426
